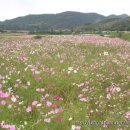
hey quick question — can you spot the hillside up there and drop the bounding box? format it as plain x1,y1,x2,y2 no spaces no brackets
76,17,130,32
0,11,129,32
106,14,128,19
0,11,105,31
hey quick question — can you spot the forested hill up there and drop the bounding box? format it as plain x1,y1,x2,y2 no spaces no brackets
0,11,129,31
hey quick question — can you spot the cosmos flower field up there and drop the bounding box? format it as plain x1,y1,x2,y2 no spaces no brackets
1,34,130,130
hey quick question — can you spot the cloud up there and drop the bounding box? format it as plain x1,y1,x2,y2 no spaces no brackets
0,0,130,21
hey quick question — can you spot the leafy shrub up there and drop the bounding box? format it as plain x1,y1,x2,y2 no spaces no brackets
33,35,42,39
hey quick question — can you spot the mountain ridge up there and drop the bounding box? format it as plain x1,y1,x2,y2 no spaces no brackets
0,11,129,31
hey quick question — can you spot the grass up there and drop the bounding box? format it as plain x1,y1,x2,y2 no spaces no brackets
104,31,130,41
0,35,130,130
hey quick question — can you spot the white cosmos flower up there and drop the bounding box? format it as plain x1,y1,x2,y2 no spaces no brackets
104,51,109,56
73,70,77,73
71,125,76,130
36,103,42,107
11,96,17,102
68,67,73,71
68,117,72,121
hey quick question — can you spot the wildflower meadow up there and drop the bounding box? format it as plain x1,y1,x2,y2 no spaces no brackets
0,34,130,130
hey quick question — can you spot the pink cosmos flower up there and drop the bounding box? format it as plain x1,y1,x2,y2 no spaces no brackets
51,103,58,108
36,88,41,92
46,101,52,107
55,108,64,113
30,66,36,72
32,101,38,106
53,95,62,101
78,94,83,98
0,90,9,98
56,116,62,122
106,93,111,100
0,121,16,130
26,106,32,112
35,77,42,81
125,112,130,120
80,97,89,102
0,100,6,105
116,87,121,92
34,70,40,75
82,88,88,92
44,118,51,123
77,83,84,87
10,125,16,130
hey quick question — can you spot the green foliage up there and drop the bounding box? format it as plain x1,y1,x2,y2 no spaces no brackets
77,17,130,32
106,31,130,41
33,35,42,39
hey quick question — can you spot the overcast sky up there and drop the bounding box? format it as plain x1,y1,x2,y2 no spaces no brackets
0,0,130,21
